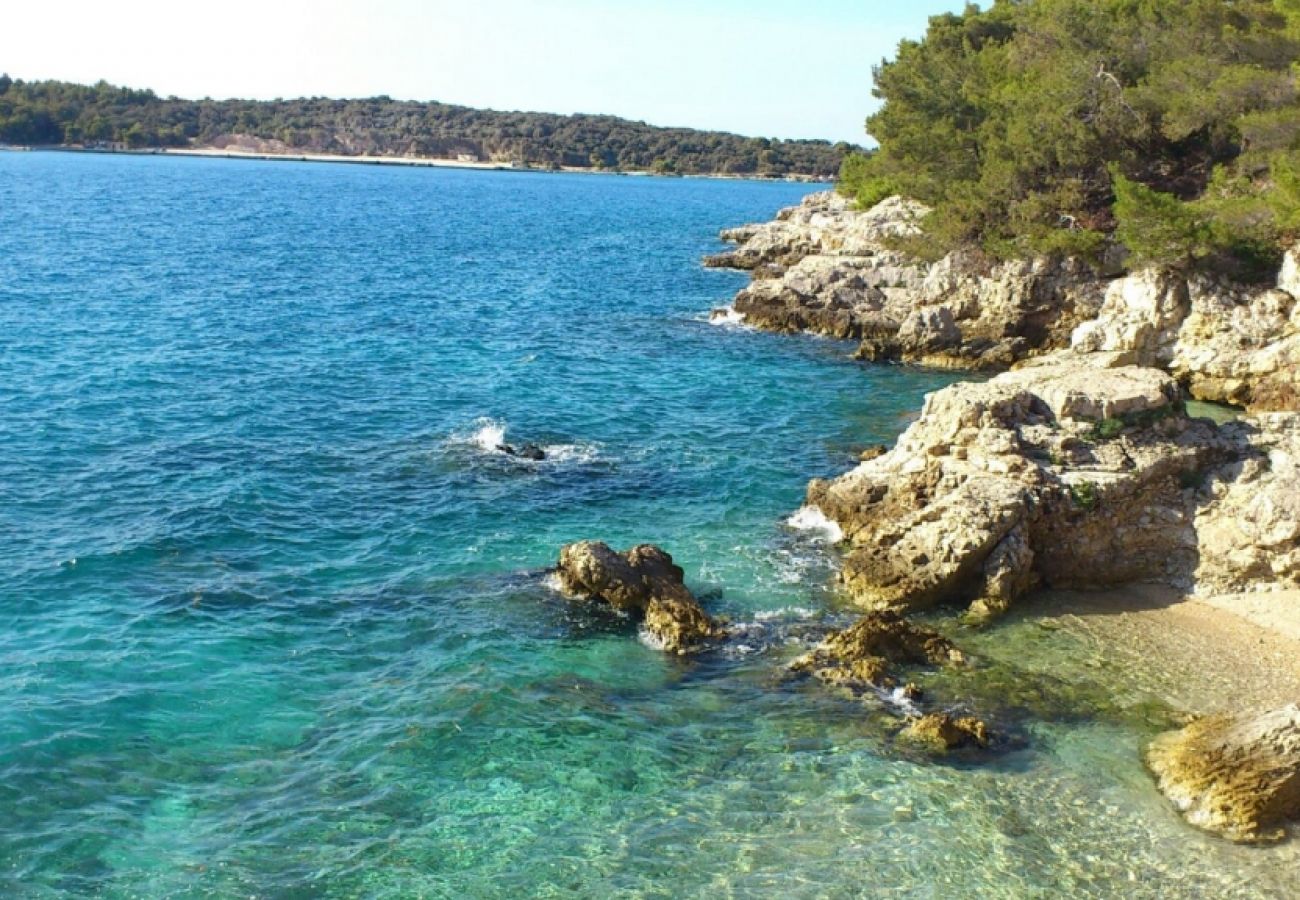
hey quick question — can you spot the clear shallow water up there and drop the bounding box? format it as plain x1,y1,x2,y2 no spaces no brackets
1,152,1296,898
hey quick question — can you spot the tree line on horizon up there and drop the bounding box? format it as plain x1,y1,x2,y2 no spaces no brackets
0,75,856,178
838,0,1300,279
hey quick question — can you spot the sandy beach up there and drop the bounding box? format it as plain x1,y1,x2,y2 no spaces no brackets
1023,586,1300,713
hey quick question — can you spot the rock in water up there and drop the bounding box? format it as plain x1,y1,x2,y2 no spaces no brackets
789,610,965,691
497,442,546,460
1146,704,1300,843
556,542,725,654
900,713,992,752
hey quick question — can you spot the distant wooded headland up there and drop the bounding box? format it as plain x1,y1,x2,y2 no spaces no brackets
0,75,858,178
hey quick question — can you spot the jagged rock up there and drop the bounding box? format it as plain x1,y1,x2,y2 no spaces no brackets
710,197,1300,413
1194,414,1300,594
556,542,725,653
1147,705,1300,843
967,524,1038,622
710,193,1106,367
498,442,546,460
805,360,1231,618
900,713,992,751
898,305,961,353
732,256,900,340
643,596,726,656
1171,279,1300,412
1071,268,1190,366
789,610,964,691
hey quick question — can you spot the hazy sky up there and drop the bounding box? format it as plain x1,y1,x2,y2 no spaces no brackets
1,1,967,144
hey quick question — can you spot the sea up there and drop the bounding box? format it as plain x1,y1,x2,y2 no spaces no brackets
2,150,1297,897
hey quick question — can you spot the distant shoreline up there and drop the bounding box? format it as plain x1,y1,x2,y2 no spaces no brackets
0,144,830,183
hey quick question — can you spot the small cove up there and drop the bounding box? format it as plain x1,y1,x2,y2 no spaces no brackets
1,150,1297,897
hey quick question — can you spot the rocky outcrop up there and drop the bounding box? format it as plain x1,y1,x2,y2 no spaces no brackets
803,360,1253,618
901,713,992,752
556,542,725,654
711,193,1300,413
789,611,999,752
704,192,927,272
1076,268,1300,413
711,193,1109,369
1193,414,1300,594
798,355,1300,620
1147,705,1300,843
789,609,965,693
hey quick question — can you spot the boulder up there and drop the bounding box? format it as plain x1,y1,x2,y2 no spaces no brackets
1070,268,1190,366
789,610,964,692
498,442,546,461
1147,705,1300,843
805,359,1229,618
900,713,992,752
556,542,725,654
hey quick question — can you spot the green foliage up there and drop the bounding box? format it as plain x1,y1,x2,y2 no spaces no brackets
839,0,1300,274
1110,169,1213,266
0,77,859,177
1091,417,1126,441
1069,481,1100,511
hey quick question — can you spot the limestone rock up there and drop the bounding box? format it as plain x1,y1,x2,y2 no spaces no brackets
789,610,964,692
1194,414,1300,594
805,359,1228,618
711,194,1107,367
711,196,1300,414
1070,268,1190,366
643,596,727,656
900,713,992,752
1147,705,1300,843
556,542,725,653
1171,279,1300,412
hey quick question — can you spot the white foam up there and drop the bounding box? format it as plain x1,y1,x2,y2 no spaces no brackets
752,606,819,623
540,442,601,464
785,506,844,543
708,305,749,328
637,626,669,652
541,571,566,594
448,419,601,465
885,686,922,716
459,417,507,454
447,416,506,452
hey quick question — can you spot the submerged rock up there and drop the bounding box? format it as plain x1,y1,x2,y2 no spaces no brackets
497,442,546,460
1147,705,1300,843
789,610,964,692
556,542,725,654
900,712,992,752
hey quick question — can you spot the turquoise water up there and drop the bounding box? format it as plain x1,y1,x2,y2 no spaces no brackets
2,152,1297,898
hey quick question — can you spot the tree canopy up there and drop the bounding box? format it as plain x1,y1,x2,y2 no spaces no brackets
0,77,856,178
839,0,1300,276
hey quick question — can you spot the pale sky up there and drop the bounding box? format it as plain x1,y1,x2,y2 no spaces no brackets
1,1,967,144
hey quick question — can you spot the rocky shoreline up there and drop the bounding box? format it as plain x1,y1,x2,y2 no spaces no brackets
700,191,1300,842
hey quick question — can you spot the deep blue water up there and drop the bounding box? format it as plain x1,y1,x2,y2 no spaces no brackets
2,152,1296,898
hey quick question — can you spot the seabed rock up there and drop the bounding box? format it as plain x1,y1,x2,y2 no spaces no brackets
900,712,992,752
789,610,965,692
1147,704,1300,843
556,541,725,654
